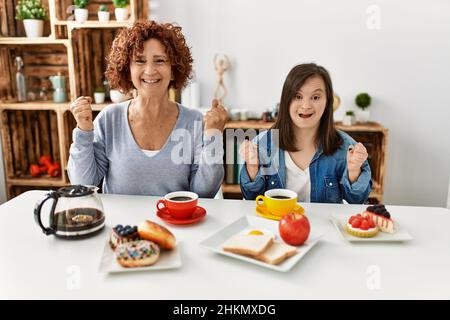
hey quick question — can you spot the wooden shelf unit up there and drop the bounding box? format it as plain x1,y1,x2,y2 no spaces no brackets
222,120,388,204
0,0,147,199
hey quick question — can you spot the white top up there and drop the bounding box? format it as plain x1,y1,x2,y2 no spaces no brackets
285,151,311,202
142,149,160,157
1,190,450,299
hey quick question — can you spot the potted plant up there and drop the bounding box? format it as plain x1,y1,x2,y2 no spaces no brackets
74,0,89,23
342,110,356,126
355,92,372,122
113,0,129,22
15,0,49,38
97,4,110,22
94,87,105,104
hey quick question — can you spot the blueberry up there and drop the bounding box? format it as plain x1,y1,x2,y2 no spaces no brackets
384,212,391,219
132,226,138,233
119,230,126,236
125,225,131,230
374,208,383,214
366,206,375,212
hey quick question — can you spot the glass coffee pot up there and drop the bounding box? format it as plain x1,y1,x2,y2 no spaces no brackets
34,185,105,239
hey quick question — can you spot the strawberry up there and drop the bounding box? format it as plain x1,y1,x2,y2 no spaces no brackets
368,219,375,228
351,218,362,228
360,220,369,230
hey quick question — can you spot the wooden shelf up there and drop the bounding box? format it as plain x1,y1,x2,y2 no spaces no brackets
225,119,388,133
335,121,388,133
0,101,69,111
7,177,66,187
223,183,383,203
222,120,387,203
55,20,133,29
0,37,69,45
0,101,111,112
225,120,273,130
222,183,241,194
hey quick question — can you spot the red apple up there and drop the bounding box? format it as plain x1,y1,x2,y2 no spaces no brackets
279,213,310,246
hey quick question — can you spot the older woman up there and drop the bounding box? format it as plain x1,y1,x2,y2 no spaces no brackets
68,21,227,197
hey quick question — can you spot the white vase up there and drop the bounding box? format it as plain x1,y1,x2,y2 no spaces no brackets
97,11,110,22
343,115,355,126
94,92,105,104
74,8,89,23
109,89,127,103
23,19,44,38
115,8,129,22
356,109,371,122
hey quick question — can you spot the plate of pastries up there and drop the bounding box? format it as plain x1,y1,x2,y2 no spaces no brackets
99,220,181,273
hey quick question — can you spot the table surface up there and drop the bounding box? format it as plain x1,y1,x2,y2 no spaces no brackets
1,190,449,299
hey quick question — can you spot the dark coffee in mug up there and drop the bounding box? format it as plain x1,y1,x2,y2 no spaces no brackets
271,195,291,200
169,196,193,202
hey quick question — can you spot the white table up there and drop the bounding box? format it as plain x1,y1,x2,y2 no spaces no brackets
1,190,449,299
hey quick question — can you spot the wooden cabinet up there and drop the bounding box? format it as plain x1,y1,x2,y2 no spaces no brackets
222,120,388,204
0,0,148,199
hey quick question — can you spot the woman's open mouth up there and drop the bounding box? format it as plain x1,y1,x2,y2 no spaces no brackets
299,113,313,119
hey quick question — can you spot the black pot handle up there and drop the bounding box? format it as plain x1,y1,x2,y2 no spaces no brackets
34,191,59,236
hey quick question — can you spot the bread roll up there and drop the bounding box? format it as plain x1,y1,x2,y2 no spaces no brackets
138,220,176,250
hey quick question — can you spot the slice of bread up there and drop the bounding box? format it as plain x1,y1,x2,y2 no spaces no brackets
254,241,297,265
222,234,273,257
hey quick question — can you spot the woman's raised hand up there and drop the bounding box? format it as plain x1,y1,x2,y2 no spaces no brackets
239,140,259,181
70,96,94,131
204,98,228,134
347,142,369,183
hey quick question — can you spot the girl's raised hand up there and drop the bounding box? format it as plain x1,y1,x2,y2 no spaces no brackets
239,140,259,181
347,142,368,183
70,96,94,132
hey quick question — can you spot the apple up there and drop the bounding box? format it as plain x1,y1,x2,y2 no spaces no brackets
278,213,310,246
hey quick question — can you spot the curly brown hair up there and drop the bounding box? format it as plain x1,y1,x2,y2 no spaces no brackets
105,20,193,93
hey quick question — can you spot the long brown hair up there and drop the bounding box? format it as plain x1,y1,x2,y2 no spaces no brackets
272,63,342,155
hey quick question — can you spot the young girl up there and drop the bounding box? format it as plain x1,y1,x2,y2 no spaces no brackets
239,63,371,203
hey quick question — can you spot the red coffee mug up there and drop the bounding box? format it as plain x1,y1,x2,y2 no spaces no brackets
156,191,198,219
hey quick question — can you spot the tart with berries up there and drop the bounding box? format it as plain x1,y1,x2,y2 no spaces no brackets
362,204,395,234
345,214,379,238
110,225,141,250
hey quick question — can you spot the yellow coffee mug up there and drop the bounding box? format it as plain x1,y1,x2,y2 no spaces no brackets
255,189,298,217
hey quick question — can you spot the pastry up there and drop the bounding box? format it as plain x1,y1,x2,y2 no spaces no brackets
363,204,395,233
345,214,379,238
115,240,160,268
138,220,177,250
110,224,140,250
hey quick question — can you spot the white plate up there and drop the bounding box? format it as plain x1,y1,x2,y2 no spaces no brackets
330,213,413,242
199,216,323,272
98,240,182,273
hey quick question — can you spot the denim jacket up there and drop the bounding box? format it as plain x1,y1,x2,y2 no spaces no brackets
239,130,372,203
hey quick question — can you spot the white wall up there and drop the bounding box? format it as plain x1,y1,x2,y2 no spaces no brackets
156,0,450,207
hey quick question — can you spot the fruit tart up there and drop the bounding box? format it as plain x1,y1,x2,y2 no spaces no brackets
345,214,379,238
110,224,140,250
363,204,395,234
